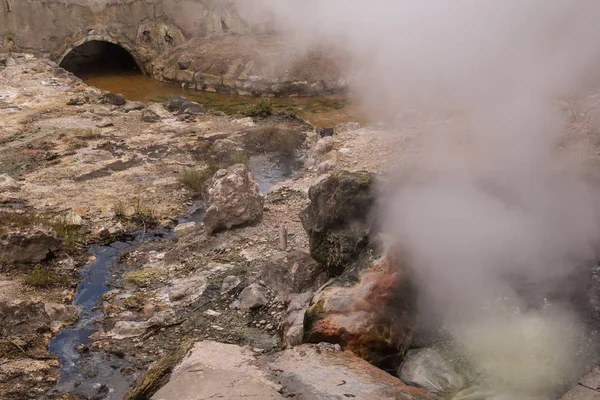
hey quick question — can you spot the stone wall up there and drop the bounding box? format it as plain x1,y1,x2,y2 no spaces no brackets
0,0,252,70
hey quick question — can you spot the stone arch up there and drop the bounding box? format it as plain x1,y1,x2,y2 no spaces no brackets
56,35,145,74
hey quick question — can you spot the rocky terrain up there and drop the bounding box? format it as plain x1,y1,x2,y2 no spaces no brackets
1,52,600,400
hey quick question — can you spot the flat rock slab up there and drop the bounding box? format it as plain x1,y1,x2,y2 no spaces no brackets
152,341,434,400
151,341,284,400
561,366,600,400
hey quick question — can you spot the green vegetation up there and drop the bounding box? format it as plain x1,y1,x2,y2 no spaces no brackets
231,151,248,165
24,264,68,288
244,97,273,118
113,199,158,226
179,169,212,195
244,124,305,155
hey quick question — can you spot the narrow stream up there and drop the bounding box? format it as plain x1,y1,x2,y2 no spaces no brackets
47,153,301,399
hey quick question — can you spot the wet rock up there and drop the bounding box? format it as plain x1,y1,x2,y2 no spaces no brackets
0,173,19,190
141,108,161,123
260,251,328,300
303,250,418,369
231,284,269,310
164,95,187,112
300,170,376,275
202,164,264,234
180,100,205,115
123,101,146,112
221,275,242,294
102,92,126,106
0,227,62,264
0,300,51,337
316,127,334,138
282,292,314,348
398,348,466,394
173,222,196,239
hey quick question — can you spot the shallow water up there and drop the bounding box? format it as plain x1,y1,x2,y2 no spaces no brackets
80,72,367,127
48,241,134,399
247,152,303,193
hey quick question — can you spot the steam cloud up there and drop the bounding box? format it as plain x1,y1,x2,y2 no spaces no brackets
238,1,600,396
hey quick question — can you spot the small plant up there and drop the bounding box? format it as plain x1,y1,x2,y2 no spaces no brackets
114,201,126,219
24,265,66,288
244,124,305,155
51,216,84,249
179,169,208,194
245,97,273,118
132,198,157,226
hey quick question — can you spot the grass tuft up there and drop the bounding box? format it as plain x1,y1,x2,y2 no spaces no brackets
244,97,273,118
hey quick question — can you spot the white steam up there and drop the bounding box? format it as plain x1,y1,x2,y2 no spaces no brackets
238,0,600,396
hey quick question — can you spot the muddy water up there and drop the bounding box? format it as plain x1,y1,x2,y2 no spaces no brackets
81,72,367,127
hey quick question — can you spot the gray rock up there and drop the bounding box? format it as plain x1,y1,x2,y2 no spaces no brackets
221,275,242,294
202,164,264,234
300,170,376,275
282,292,313,348
123,101,146,112
6,57,16,67
316,127,334,138
164,95,188,112
180,100,205,115
312,136,335,157
102,92,126,106
399,348,466,394
260,251,327,300
108,309,177,340
0,300,51,338
141,108,161,123
232,284,268,310
0,227,62,264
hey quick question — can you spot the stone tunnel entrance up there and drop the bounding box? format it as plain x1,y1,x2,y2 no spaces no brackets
59,40,140,77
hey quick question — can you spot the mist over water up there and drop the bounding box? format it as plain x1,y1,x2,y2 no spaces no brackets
239,0,600,396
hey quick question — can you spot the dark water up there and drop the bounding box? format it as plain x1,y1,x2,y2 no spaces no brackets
48,242,134,399
80,72,367,127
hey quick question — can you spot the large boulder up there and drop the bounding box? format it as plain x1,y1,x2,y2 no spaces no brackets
0,227,62,264
300,170,376,275
260,251,328,300
303,249,418,369
202,164,264,233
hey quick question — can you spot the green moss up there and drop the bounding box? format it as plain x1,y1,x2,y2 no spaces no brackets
125,266,165,288
124,339,194,400
354,171,372,187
